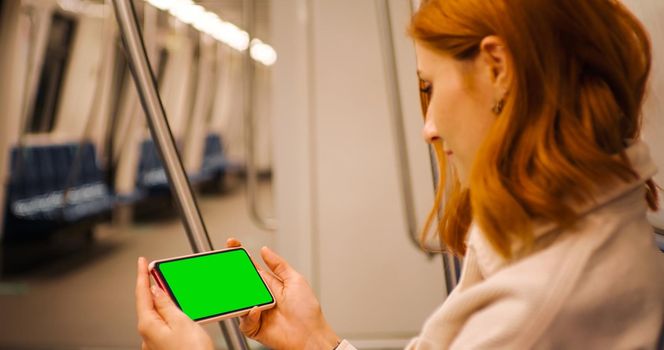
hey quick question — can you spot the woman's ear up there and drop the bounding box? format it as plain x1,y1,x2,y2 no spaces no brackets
479,35,511,96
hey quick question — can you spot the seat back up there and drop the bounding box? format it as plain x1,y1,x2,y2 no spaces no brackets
4,142,111,222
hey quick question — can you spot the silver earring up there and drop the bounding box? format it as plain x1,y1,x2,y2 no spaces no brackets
492,98,505,115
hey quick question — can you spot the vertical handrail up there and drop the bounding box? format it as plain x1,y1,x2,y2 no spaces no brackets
375,0,421,251
428,145,462,292
110,1,249,349
442,252,461,290
381,0,463,292
243,0,276,231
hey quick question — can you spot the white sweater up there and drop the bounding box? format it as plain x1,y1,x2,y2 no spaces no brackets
338,141,664,349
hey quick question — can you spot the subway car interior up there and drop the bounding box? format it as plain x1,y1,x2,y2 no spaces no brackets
0,0,663,349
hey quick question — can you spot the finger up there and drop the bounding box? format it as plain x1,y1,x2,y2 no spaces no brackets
151,284,188,325
136,257,164,327
260,246,298,282
258,269,284,297
226,237,242,248
141,341,150,350
239,306,262,338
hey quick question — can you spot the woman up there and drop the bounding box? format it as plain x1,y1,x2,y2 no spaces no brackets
135,0,664,348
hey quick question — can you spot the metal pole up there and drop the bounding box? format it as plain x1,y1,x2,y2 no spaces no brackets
442,253,461,290
243,0,276,231
110,1,250,349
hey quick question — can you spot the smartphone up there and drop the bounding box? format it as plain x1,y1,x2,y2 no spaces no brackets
148,247,275,323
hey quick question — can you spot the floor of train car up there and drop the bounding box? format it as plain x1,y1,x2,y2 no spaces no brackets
0,178,274,350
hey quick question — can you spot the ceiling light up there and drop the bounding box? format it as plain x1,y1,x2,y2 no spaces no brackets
250,39,277,66
145,0,177,11
143,0,274,59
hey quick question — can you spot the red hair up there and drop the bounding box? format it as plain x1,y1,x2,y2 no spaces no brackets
410,0,658,258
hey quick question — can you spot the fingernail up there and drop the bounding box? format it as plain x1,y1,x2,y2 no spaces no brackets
250,307,260,319
263,246,276,256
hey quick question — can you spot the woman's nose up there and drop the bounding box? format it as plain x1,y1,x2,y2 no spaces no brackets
421,116,439,144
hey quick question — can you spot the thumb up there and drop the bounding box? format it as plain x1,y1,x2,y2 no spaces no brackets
261,246,298,282
239,306,262,338
151,286,187,324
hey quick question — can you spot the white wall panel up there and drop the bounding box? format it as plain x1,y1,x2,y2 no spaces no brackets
159,24,194,141
184,37,216,173
311,0,444,338
272,0,445,343
270,0,316,282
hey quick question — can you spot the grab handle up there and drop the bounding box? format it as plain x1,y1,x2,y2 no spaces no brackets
377,0,463,292
243,0,277,231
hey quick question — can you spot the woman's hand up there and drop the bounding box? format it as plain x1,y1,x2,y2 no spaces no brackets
135,257,214,350
226,238,340,350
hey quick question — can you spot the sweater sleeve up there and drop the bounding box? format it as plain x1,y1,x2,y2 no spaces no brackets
447,289,533,349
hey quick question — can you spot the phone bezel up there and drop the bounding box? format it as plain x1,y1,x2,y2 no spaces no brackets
148,247,275,323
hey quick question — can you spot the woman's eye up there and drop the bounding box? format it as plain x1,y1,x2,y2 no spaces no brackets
418,79,432,118
419,81,432,94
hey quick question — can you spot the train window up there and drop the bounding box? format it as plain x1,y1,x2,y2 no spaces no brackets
26,13,77,134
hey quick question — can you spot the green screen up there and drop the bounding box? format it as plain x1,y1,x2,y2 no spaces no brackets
156,248,273,321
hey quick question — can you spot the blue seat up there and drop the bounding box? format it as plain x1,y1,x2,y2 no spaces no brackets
202,134,228,175
135,139,170,194
189,133,228,184
3,142,114,242
135,136,228,192
116,139,173,203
